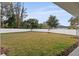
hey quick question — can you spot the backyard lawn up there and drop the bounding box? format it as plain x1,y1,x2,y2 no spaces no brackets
1,32,77,56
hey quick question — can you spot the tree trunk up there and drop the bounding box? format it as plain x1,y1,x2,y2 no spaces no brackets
48,27,51,33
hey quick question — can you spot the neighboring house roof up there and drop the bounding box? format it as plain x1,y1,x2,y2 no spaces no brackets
54,2,79,17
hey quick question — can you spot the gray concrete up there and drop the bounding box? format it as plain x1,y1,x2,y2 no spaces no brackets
69,47,79,56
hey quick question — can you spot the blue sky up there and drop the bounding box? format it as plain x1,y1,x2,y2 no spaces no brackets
24,2,73,26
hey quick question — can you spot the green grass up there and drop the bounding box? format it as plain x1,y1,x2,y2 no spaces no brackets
1,32,77,56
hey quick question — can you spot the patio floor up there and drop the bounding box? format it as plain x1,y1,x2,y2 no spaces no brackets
68,47,79,56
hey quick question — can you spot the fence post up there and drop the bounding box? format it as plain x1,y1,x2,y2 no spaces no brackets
76,28,79,46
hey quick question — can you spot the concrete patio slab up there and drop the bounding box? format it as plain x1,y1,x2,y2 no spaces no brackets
69,47,79,56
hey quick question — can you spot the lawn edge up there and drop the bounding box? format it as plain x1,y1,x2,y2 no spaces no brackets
56,41,78,56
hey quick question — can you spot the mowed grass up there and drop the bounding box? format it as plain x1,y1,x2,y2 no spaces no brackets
1,32,77,56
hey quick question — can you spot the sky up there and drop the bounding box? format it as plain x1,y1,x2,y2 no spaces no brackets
24,2,73,26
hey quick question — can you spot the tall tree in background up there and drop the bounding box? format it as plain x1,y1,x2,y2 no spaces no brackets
0,2,27,28
1,2,17,28
0,2,10,27
68,17,79,29
25,18,38,30
22,20,30,29
0,2,3,27
46,15,59,31
7,15,16,28
14,2,21,28
14,2,27,28
38,23,49,29
6,2,16,28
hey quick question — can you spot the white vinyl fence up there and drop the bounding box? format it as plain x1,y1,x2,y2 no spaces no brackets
76,29,79,37
0,28,77,36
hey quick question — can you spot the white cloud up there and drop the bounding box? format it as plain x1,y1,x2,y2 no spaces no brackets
24,3,73,26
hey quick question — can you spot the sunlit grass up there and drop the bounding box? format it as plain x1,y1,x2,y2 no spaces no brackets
1,32,77,56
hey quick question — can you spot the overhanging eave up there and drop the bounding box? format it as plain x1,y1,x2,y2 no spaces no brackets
54,2,79,17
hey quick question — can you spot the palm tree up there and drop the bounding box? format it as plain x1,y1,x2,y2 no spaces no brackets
46,15,59,31
68,17,79,29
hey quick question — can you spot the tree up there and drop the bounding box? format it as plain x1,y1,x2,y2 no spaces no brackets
38,23,49,29
68,17,79,29
38,23,43,29
7,14,16,28
25,18,38,30
22,20,30,29
46,15,59,31
1,2,27,28
5,3,16,28
0,2,12,27
14,2,27,28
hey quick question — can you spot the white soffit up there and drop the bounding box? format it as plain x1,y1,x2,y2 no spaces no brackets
54,2,79,17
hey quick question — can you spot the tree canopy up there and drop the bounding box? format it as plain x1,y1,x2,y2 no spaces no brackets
1,2,27,28
46,15,59,29
22,18,38,29
68,17,79,29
